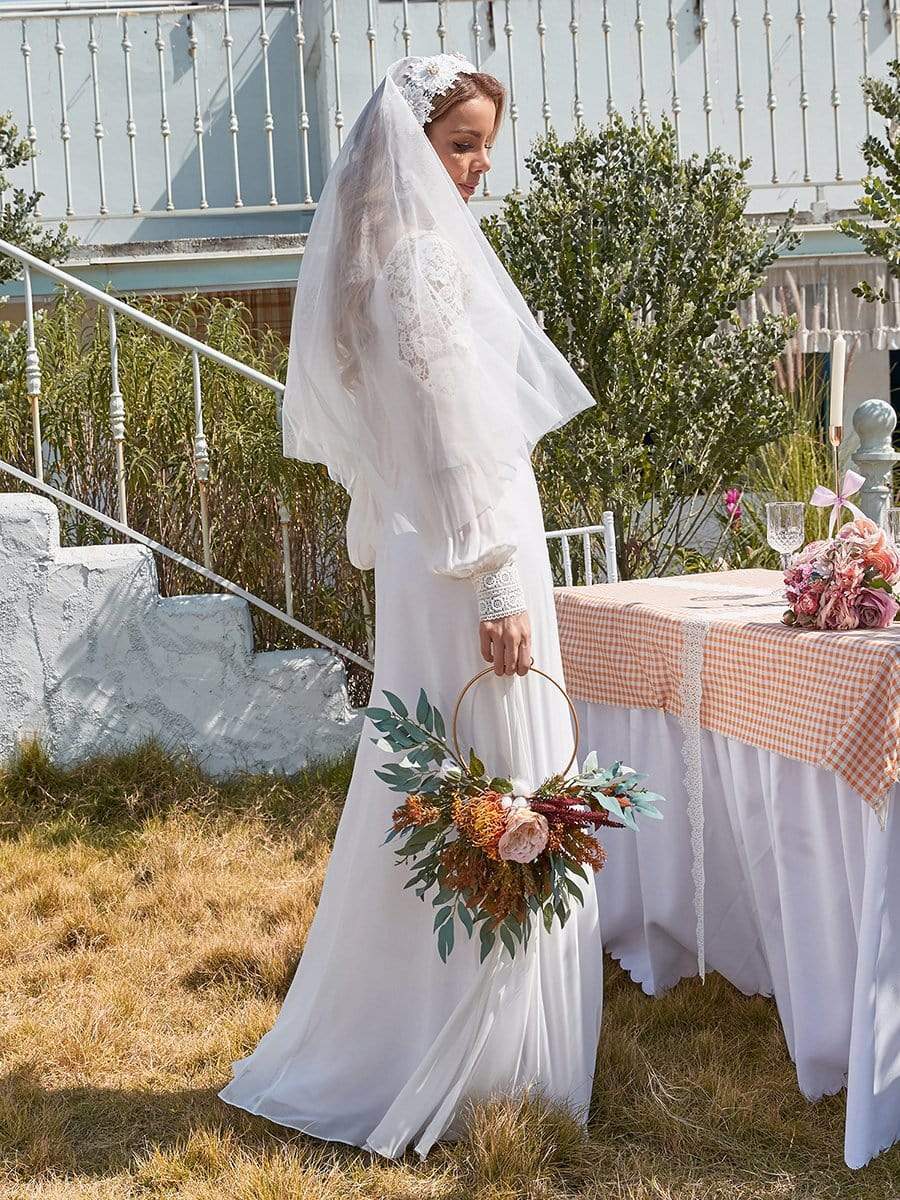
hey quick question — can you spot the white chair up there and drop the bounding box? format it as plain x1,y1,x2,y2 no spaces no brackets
545,510,619,586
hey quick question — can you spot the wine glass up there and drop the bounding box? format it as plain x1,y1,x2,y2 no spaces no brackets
766,502,806,571
890,507,900,548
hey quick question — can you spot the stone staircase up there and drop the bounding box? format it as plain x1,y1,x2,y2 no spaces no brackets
0,492,363,775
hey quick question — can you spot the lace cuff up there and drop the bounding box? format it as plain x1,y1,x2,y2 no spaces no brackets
472,557,527,621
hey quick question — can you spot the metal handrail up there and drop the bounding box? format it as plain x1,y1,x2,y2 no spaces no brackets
0,460,375,672
0,239,285,397
0,237,375,675
0,2,293,17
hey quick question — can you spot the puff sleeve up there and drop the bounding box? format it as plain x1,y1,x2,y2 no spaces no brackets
382,231,527,619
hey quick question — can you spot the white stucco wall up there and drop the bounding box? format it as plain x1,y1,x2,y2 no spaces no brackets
0,492,364,776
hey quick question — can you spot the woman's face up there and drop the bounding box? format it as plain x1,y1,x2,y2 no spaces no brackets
425,94,496,202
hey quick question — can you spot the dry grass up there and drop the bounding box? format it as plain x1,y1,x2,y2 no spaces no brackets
1,742,898,1200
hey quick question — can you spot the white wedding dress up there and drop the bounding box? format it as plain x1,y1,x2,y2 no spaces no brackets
217,246,604,1158
218,447,604,1157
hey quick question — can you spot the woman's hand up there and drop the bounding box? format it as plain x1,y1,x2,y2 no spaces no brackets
479,611,532,676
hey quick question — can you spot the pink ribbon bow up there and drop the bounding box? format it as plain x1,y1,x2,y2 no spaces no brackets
810,469,866,535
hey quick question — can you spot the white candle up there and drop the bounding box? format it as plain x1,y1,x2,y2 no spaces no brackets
829,333,846,429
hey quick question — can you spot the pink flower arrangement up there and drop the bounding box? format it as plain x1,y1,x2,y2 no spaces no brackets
783,517,900,631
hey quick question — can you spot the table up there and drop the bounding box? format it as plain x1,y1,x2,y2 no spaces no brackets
553,570,900,1170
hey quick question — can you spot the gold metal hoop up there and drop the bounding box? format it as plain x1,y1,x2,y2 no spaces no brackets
450,660,580,779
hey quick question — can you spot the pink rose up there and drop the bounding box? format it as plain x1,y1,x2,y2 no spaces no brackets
856,587,900,629
868,541,900,586
833,555,866,593
839,516,884,550
832,516,900,583
817,587,860,631
497,807,549,864
795,591,821,617
794,539,830,566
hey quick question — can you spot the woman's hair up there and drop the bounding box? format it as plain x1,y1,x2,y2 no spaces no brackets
333,71,506,392
425,70,506,138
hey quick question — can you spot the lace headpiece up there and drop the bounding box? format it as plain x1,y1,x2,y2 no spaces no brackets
398,52,478,126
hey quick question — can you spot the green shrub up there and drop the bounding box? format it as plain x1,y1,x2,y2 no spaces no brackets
482,116,799,578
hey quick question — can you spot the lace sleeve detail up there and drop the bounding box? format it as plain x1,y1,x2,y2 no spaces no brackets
472,556,527,620
381,231,521,581
382,231,472,389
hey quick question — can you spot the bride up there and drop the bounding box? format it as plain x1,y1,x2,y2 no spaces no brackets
218,51,603,1158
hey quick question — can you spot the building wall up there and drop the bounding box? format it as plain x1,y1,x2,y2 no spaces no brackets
1,0,895,243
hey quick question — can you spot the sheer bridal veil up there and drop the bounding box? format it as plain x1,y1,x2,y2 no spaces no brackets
280,53,596,574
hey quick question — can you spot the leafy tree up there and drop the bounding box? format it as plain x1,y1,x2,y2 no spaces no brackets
838,60,900,302
482,115,798,578
0,111,74,282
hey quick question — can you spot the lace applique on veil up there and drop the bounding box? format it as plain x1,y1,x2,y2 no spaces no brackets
380,232,527,609
381,230,473,389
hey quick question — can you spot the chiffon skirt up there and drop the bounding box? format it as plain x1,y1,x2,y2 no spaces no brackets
217,453,605,1157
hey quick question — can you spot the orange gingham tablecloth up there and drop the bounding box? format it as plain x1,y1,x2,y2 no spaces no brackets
553,569,900,814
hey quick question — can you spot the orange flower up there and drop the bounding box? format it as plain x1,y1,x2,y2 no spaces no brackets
392,793,441,832
452,789,507,859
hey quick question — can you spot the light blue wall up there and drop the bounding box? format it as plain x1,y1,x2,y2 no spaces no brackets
0,2,326,238
0,0,891,288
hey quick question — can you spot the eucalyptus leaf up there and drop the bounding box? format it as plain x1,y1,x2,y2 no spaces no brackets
433,905,453,931
617,806,639,831
437,920,453,963
364,707,394,722
562,857,589,884
479,927,496,963
403,727,431,745
595,792,625,819
373,769,408,791
564,876,585,904
382,690,409,718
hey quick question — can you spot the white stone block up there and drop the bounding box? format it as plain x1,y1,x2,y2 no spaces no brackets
0,492,364,775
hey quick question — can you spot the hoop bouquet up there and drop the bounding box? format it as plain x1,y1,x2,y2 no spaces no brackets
363,666,664,963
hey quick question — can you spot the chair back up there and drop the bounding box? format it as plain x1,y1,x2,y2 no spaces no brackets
545,511,619,586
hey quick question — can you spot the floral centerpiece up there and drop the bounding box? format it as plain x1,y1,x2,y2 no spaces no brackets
364,686,664,963
783,516,900,630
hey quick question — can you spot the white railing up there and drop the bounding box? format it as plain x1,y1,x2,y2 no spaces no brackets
0,0,892,228
0,236,375,674
2,0,314,221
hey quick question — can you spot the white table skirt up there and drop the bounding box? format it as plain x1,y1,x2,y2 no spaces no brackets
575,699,900,1171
